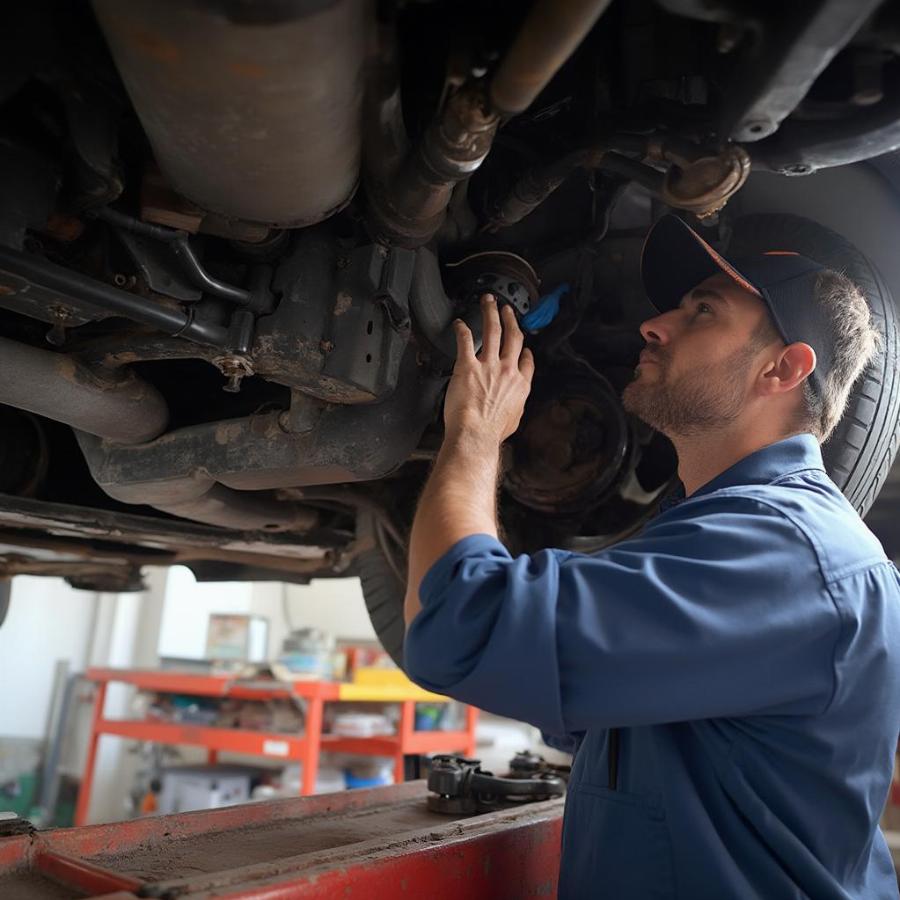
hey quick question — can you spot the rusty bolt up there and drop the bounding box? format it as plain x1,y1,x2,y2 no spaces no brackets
320,339,334,353
213,355,253,394
45,307,72,347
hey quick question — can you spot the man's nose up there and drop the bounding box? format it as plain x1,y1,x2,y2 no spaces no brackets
639,311,672,345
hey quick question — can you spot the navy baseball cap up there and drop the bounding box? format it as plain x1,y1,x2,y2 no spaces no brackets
641,214,833,397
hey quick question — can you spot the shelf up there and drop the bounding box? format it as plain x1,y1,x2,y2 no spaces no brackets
320,730,474,756
320,735,399,755
96,721,474,759
84,667,341,701
77,668,478,826
401,730,474,755
97,719,307,759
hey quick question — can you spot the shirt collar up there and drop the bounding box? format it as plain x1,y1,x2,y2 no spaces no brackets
662,433,824,510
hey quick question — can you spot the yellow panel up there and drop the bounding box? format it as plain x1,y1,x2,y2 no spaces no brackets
351,667,412,686
337,683,449,702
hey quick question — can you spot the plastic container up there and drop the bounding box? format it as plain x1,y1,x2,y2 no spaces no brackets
252,762,346,798
344,770,392,789
414,703,446,731
332,712,393,738
343,757,394,790
276,628,335,680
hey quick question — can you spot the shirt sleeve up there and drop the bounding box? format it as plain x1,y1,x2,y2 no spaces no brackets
403,495,840,734
540,730,582,755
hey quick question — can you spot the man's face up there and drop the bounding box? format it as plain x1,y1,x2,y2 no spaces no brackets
622,272,775,437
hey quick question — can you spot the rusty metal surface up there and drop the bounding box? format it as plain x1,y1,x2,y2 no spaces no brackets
0,493,346,581
92,0,367,228
0,245,230,347
0,782,563,899
486,133,749,232
262,235,415,403
0,869,81,900
660,145,752,218
488,148,592,230
444,251,540,316
506,365,631,516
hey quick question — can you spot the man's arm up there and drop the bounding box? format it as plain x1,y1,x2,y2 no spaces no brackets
402,497,837,733
403,293,534,626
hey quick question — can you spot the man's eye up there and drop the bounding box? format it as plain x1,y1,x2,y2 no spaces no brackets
696,302,713,315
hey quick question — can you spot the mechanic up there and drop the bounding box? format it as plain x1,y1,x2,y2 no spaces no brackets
403,214,900,898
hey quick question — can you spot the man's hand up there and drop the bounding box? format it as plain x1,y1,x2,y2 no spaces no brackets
403,293,535,627
444,294,535,443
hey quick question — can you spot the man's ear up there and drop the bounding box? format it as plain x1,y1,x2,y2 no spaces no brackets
759,341,816,396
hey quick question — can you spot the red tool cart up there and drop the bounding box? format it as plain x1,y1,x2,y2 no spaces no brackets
74,667,478,826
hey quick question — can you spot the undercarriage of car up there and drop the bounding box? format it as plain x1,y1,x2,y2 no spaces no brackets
2,0,900,661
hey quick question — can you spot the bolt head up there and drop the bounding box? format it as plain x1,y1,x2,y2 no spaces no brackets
741,119,774,140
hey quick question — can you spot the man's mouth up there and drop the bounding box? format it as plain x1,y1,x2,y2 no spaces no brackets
639,350,662,367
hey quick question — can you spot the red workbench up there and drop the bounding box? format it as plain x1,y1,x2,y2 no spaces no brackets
1,782,564,898
75,667,478,826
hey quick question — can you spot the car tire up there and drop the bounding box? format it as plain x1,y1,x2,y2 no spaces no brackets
357,512,408,668
726,213,900,517
0,579,10,629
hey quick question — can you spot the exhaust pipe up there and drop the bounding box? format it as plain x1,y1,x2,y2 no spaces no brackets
0,336,316,532
489,0,613,117
365,0,613,247
77,431,319,534
0,336,168,444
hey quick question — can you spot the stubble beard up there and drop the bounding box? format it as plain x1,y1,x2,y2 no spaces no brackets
622,350,754,438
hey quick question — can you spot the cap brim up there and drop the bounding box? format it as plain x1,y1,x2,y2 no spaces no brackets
641,215,762,312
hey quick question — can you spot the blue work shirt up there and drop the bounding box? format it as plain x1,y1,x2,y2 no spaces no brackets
405,434,900,898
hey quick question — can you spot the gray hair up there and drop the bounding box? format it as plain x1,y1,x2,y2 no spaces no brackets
793,270,881,442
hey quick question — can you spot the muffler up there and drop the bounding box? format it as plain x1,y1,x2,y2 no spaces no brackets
92,0,369,228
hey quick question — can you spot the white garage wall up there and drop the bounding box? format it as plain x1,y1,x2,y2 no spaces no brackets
157,566,254,659
0,570,171,824
0,576,97,740
155,568,377,662
80,567,170,824
254,578,377,657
